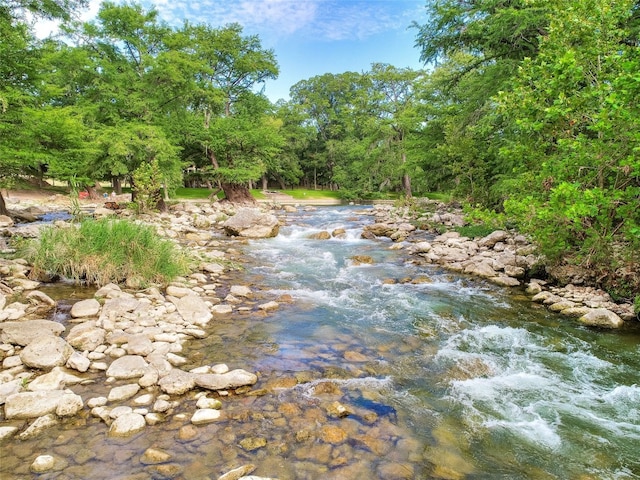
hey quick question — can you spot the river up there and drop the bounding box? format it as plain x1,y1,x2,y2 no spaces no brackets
2,206,640,479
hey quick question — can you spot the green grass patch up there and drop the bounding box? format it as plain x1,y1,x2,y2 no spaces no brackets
18,218,192,288
454,223,496,239
281,189,342,200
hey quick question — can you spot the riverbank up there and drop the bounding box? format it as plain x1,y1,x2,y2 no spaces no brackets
0,195,637,478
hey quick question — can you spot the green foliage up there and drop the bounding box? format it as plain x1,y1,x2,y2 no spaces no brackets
132,158,163,213
19,218,192,288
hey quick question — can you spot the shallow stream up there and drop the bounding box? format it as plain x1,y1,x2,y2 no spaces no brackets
2,206,639,479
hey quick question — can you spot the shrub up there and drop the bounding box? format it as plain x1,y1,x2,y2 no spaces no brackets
20,218,192,287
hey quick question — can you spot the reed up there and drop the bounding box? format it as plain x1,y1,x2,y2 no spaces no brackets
20,218,192,287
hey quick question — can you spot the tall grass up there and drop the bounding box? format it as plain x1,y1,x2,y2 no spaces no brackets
20,218,192,288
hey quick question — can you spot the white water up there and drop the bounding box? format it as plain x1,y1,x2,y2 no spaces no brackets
245,206,640,479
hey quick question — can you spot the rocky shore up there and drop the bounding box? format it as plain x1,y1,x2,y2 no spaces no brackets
0,194,636,478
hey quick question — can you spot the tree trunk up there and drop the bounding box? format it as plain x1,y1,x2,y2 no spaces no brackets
402,173,412,198
112,177,122,195
87,185,101,200
0,191,8,216
221,183,256,205
262,175,268,190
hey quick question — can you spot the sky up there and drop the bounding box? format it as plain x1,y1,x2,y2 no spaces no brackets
35,0,428,103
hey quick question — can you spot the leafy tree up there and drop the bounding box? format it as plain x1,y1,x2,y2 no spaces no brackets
498,0,640,295
0,0,87,214
176,22,280,202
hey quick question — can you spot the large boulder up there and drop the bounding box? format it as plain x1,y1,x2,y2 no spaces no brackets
158,369,196,395
70,298,101,318
578,308,624,329
20,336,74,370
4,391,66,419
0,320,65,346
222,208,279,238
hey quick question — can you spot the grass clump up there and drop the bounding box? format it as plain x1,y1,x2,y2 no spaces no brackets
20,218,192,288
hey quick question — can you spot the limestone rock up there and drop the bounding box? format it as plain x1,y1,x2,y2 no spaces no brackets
0,320,65,346
190,408,221,425
579,308,624,329
4,390,66,419
218,464,256,480
478,230,509,248
106,355,149,379
66,351,91,373
108,383,141,402
193,369,258,391
222,208,280,238
175,295,213,327
140,447,171,465
55,392,84,417
19,413,59,439
125,334,154,356
66,321,106,351
158,369,195,395
27,366,84,391
70,298,101,318
20,336,74,370
258,301,279,311
230,285,253,298
108,412,146,437
30,455,56,473
26,290,56,308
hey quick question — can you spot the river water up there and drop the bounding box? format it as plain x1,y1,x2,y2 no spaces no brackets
3,206,640,479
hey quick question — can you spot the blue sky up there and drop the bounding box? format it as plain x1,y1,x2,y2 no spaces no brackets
37,0,428,103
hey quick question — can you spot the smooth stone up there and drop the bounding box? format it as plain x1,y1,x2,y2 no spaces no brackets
67,322,106,351
108,413,146,437
66,351,91,373
70,298,101,318
108,383,141,402
196,396,222,410
30,455,56,473
56,392,84,416
106,355,149,379
4,391,65,419
140,447,171,465
579,308,624,329
20,336,74,370
191,408,221,425
193,369,257,391
158,369,195,395
0,320,65,346
175,295,213,326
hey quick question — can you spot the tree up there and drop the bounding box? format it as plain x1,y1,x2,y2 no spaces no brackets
0,0,88,214
498,0,640,296
177,22,280,203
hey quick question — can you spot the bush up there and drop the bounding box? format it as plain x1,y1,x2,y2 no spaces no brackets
19,218,192,287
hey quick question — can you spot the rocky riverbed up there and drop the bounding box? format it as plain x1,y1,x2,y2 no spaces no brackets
0,194,636,478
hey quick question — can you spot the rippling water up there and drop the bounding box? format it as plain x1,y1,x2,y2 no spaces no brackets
2,206,639,479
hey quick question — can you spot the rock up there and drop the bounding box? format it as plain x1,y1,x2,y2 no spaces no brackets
70,298,101,318
166,285,192,298
0,379,22,404
55,392,84,417
125,334,154,356
158,369,196,395
26,290,56,308
308,231,331,240
106,355,149,379
212,304,233,314
20,336,74,370
478,230,509,248
66,321,106,351
194,369,258,391
258,301,279,311
489,275,521,287
222,208,280,238
578,309,624,329
0,215,14,227
175,295,213,327
350,255,374,265
4,390,66,419
190,408,221,425
27,366,84,391
19,413,59,439
0,426,19,441
196,396,222,410
218,464,256,480
30,455,56,473
239,437,267,451
411,241,432,254
327,401,351,418
230,285,253,297
0,320,65,346
66,351,91,373
140,447,171,465
464,261,496,278
108,383,141,402
525,282,543,295
108,412,146,437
